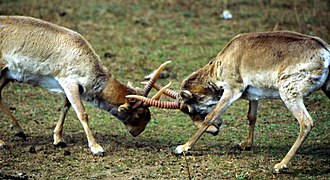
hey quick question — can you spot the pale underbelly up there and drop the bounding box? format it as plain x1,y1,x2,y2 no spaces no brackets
5,70,64,93
242,86,281,100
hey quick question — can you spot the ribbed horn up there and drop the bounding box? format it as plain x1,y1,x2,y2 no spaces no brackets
142,61,171,97
126,95,181,109
141,82,178,99
151,81,172,100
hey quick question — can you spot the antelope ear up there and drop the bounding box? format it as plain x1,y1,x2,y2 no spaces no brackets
0,67,7,76
127,81,135,89
180,90,193,100
118,103,131,113
127,81,143,95
0,60,7,76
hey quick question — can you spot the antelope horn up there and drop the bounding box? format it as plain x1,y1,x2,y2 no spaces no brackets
151,81,172,100
126,95,181,109
142,61,171,97
141,82,178,99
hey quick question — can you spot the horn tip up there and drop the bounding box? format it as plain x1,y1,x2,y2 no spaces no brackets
163,61,172,65
125,95,135,98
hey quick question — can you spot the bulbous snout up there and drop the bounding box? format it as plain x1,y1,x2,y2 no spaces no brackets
126,124,147,137
126,119,148,137
125,108,151,137
181,103,222,136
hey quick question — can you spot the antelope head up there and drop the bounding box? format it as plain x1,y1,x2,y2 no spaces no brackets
112,85,151,137
178,64,224,134
114,61,172,136
126,61,223,135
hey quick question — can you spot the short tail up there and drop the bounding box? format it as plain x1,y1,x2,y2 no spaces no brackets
322,61,330,98
317,37,330,98
312,35,330,52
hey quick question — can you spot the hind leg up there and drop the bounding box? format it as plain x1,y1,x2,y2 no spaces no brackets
238,100,258,150
0,75,26,140
273,96,313,173
0,139,8,150
321,79,330,98
322,89,330,98
274,74,317,173
53,95,71,148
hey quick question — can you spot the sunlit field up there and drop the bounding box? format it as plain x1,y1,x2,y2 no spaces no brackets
0,0,329,179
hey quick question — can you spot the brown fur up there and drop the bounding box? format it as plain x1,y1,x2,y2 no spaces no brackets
176,31,330,173
0,16,151,155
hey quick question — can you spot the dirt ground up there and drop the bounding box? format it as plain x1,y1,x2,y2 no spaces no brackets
0,0,329,179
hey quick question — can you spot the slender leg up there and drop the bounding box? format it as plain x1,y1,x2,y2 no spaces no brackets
192,118,222,136
322,84,330,99
322,90,330,99
0,76,26,140
53,95,71,148
0,139,8,150
238,100,258,150
58,80,104,156
273,96,313,173
321,77,330,98
174,89,243,154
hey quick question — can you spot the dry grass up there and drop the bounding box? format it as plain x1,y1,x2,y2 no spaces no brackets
0,0,329,179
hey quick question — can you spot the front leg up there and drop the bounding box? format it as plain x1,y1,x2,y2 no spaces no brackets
174,89,243,154
58,80,105,156
238,100,258,150
0,139,8,150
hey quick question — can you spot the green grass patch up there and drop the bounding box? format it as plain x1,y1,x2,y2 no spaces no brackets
0,0,329,179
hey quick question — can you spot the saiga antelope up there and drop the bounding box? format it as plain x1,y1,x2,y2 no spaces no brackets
0,16,169,155
128,31,330,173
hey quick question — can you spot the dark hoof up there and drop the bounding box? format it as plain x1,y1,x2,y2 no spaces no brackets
235,144,252,151
63,150,71,156
210,130,219,136
0,144,9,150
272,168,280,174
172,150,183,156
94,151,105,157
54,142,67,148
27,146,37,153
244,146,252,151
15,132,27,140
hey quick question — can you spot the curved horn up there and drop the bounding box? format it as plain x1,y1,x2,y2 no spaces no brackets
142,61,171,97
141,82,178,99
126,95,180,109
152,81,172,100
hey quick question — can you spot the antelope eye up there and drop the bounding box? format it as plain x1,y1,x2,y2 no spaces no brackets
128,97,137,103
180,90,193,100
193,93,206,100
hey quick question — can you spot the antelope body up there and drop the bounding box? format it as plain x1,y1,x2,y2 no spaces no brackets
176,31,330,173
0,16,161,155
130,31,330,173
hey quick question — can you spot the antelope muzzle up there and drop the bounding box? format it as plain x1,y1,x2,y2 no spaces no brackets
125,77,221,135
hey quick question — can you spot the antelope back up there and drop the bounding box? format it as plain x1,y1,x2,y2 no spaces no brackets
0,16,152,137
0,16,106,88
180,31,330,121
